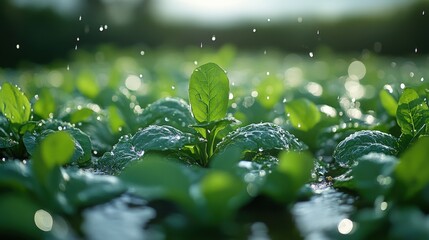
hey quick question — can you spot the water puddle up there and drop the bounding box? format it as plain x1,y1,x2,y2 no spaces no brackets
292,184,355,240
82,194,159,240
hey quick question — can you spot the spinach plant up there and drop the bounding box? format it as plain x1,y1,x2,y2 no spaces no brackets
98,63,306,173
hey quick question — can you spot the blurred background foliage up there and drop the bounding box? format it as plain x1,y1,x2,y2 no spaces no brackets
1,0,429,67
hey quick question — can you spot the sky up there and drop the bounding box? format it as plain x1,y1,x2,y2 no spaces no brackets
153,0,418,26
10,0,419,26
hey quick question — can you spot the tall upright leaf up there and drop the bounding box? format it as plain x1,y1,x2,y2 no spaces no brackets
396,88,429,136
0,82,31,124
189,63,229,123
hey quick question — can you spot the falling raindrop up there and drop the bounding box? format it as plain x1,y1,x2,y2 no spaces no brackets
211,35,216,41
99,26,104,32
229,93,234,100
409,72,414,78
423,11,425,16
264,50,267,55
16,44,20,49
140,51,145,56
266,71,270,76
77,37,80,41
421,77,424,82
415,48,418,53
309,52,314,58
297,17,303,23
171,86,175,90
104,25,108,29
317,30,320,35
200,42,203,48
66,65,70,71
252,28,257,33
400,83,405,89
75,45,78,50
267,18,271,22
194,60,198,65
337,219,353,235
79,16,82,21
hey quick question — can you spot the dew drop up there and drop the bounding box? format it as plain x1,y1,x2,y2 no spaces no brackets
171,85,175,90
409,72,414,78
58,126,63,131
76,37,80,41
194,60,198,65
104,25,108,29
421,77,424,82
252,28,257,33
309,52,314,58
266,71,270,76
229,92,234,100
297,17,303,23
400,83,405,89
211,35,216,41
99,26,104,32
140,50,145,56
251,90,259,97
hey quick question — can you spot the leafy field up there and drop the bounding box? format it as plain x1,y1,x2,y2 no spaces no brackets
1,45,429,239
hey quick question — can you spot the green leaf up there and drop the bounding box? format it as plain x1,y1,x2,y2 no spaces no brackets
0,161,32,192
64,169,126,209
120,157,194,211
351,153,397,202
189,63,229,123
97,125,198,174
137,97,196,133
256,76,284,109
215,123,306,155
69,108,94,123
379,89,397,117
0,194,44,239
107,105,126,134
23,120,92,165
333,130,398,170
0,82,31,124
395,136,429,199
198,170,248,223
285,98,321,131
0,136,18,148
263,151,313,203
396,88,429,136
76,70,99,98
33,89,55,119
40,131,75,169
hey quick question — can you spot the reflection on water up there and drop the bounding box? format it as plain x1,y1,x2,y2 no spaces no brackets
292,185,354,240
82,194,158,240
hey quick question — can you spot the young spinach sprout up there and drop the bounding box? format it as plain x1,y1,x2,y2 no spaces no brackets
188,63,237,166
